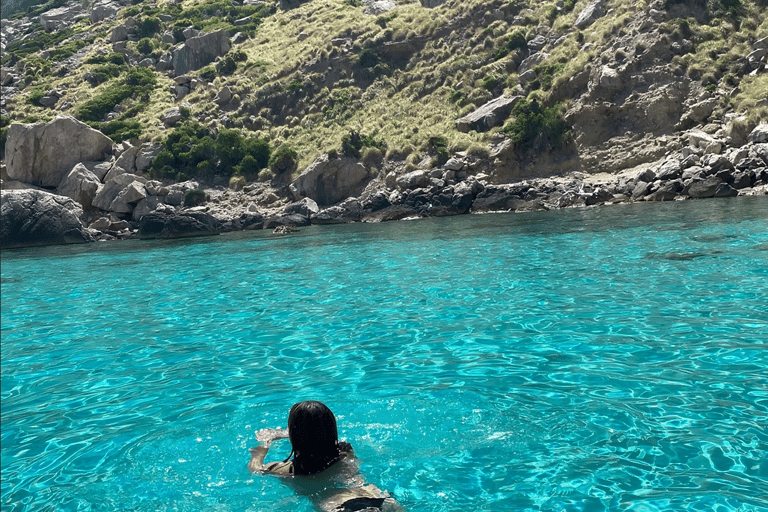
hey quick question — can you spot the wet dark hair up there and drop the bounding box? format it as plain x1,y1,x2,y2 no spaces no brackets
284,401,350,474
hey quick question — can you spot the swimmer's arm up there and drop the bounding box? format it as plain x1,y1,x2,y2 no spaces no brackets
248,428,290,474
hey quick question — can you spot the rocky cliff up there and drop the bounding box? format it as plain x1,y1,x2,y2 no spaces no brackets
1,0,767,247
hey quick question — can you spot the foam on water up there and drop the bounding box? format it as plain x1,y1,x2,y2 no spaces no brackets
2,198,767,512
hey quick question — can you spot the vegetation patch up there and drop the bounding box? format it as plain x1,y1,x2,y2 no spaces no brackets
503,99,572,152
76,68,157,122
150,123,271,181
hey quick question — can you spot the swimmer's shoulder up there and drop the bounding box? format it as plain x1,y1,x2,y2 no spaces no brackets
262,460,294,476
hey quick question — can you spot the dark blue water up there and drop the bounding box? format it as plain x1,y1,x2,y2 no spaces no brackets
2,197,768,512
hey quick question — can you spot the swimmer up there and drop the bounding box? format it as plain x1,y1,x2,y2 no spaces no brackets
249,400,401,512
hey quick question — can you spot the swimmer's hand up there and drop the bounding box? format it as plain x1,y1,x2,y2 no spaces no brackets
255,427,289,447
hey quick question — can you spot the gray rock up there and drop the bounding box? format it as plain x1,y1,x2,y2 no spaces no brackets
164,107,184,127
5,116,113,188
103,165,126,183
40,4,83,31
172,30,231,75
419,0,447,6
290,154,370,206
363,0,396,15
518,52,549,75
114,143,139,174
283,197,320,217
132,196,165,221
110,23,132,43
687,176,723,198
1,189,95,248
90,0,120,24
136,145,163,173
162,31,176,44
648,180,682,201
264,213,311,228
574,0,605,29
92,173,146,211
747,123,768,143
57,163,101,209
456,95,522,133
396,170,430,190
214,86,232,105
109,181,147,213
655,158,682,181
138,211,220,239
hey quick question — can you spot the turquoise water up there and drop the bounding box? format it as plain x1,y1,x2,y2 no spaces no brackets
2,197,768,512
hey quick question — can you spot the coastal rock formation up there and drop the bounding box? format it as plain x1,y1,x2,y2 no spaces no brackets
290,154,370,206
57,163,101,209
138,210,221,239
5,116,113,188
1,189,95,248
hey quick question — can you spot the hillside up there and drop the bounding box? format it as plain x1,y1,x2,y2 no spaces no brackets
1,0,767,245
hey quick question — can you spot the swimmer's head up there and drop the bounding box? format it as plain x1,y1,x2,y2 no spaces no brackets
287,400,339,457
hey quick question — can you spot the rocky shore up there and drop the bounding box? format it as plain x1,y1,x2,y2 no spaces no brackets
2,116,766,249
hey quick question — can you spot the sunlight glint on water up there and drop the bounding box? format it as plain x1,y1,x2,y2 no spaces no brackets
2,197,768,512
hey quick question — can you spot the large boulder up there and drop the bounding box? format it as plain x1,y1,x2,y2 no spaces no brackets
92,173,147,212
748,123,768,144
5,116,113,188
90,0,120,24
57,163,101,209
574,0,606,29
363,0,396,15
456,95,522,133
137,211,221,239
289,154,370,206
172,30,231,76
1,189,95,248
40,4,84,31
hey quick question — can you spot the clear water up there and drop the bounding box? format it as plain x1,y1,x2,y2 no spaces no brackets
2,197,768,512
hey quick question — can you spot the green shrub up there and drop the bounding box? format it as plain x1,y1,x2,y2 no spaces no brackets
149,122,271,180
268,145,298,173
429,136,449,165
481,74,500,91
26,86,47,106
495,30,527,60
216,55,238,75
97,119,143,142
358,48,379,68
198,66,216,82
136,16,162,38
136,37,155,55
341,131,381,158
502,99,572,151
183,189,207,207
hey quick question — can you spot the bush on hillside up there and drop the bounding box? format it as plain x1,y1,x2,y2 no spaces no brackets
77,68,156,122
183,189,207,207
502,99,572,152
149,123,271,181
269,145,298,174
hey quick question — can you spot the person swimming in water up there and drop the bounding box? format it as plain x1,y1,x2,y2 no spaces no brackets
248,400,400,512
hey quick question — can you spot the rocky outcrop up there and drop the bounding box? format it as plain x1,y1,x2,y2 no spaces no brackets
137,210,221,239
290,154,371,206
1,189,95,248
5,116,113,188
89,0,120,24
57,163,101,209
457,95,522,133
171,30,231,76
363,0,396,15
574,0,606,29
40,4,85,31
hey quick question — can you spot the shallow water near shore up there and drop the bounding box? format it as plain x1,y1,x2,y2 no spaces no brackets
2,197,768,512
